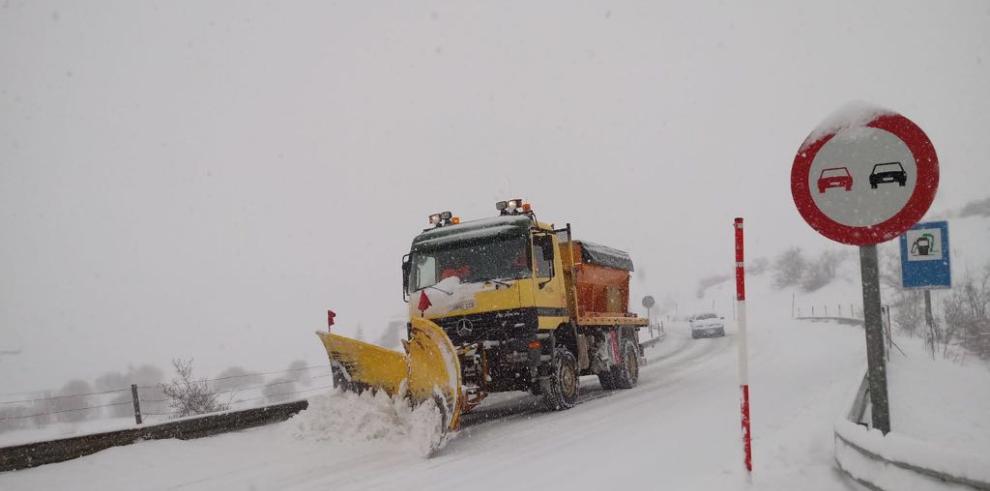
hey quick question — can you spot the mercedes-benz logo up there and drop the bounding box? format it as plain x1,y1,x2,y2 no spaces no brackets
456,318,473,337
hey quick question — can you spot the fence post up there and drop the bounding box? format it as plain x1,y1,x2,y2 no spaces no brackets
131,384,142,425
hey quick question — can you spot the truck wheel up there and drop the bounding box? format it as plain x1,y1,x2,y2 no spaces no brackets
541,348,578,410
597,366,617,390
611,339,640,389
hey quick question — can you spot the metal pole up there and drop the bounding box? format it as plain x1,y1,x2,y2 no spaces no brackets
734,218,752,472
131,384,142,425
924,290,936,359
859,244,890,434
648,306,655,338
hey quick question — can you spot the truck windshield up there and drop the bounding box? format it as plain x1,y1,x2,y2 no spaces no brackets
409,236,530,292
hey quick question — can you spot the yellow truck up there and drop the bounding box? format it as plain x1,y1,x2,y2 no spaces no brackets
318,199,647,440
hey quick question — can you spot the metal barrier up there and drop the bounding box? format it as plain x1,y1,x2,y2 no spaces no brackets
0,400,308,472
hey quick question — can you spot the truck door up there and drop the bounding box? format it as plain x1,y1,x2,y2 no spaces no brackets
532,233,569,330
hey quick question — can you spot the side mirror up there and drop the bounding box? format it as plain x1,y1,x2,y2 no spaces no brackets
401,255,411,302
536,237,555,288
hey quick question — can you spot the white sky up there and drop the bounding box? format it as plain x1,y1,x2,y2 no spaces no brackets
2,1,989,393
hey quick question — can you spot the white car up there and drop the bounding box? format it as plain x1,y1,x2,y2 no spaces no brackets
689,313,725,339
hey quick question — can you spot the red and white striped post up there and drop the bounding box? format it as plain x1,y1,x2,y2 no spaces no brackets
735,217,752,473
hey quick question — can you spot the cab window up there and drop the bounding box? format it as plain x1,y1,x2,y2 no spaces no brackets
533,235,554,278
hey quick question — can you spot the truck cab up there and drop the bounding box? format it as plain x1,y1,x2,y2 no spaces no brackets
402,200,645,411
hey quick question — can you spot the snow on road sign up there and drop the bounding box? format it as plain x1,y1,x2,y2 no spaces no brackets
791,107,939,245
900,220,951,289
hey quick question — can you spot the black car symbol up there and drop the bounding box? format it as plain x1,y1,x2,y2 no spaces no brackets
869,162,907,189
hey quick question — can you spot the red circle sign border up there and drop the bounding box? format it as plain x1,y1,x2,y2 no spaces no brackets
791,113,939,246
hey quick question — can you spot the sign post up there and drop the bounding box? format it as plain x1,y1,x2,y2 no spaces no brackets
791,106,939,435
642,295,656,336
900,220,952,357
734,218,752,473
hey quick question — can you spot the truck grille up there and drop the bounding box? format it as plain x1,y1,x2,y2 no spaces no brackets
433,308,536,345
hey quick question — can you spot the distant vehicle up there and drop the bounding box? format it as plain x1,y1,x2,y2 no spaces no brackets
817,167,854,193
869,162,907,189
689,313,725,339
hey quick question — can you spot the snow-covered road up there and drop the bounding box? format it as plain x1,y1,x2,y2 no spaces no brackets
0,320,868,490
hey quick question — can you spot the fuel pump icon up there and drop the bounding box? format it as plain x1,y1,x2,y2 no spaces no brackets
911,233,936,256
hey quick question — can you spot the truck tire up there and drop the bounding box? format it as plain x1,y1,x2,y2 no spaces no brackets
611,339,640,389
597,366,617,390
541,348,578,411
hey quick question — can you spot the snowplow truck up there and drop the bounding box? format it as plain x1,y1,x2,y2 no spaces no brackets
317,199,647,438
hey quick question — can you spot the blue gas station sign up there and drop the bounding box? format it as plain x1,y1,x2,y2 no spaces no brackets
899,220,951,289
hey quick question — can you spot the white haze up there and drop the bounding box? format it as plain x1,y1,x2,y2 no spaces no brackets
1,1,989,393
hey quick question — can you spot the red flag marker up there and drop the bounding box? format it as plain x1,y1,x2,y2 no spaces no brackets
417,291,432,315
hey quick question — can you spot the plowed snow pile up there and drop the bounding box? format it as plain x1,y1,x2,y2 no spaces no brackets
291,389,448,457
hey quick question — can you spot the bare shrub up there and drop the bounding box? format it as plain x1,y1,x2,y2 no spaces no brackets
285,360,312,387
29,392,56,428
696,274,731,299
54,380,94,423
0,406,30,433
801,250,846,292
892,290,926,336
749,257,770,276
773,247,807,290
958,196,990,218
211,366,265,394
942,268,990,359
262,378,297,404
93,371,134,418
161,358,228,417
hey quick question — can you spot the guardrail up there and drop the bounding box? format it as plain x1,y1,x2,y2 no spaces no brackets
640,333,665,351
834,373,990,490
0,400,308,472
795,316,864,326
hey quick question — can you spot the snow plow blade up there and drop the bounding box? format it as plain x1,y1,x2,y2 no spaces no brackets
316,317,462,432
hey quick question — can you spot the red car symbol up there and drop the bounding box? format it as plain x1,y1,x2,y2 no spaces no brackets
817,167,853,193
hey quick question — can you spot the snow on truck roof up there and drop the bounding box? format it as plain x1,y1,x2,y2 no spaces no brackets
576,240,635,271
411,215,532,251
410,215,635,271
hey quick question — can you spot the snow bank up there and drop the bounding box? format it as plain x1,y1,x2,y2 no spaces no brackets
290,389,448,457
887,338,990,457
799,101,894,152
835,332,990,490
835,420,990,490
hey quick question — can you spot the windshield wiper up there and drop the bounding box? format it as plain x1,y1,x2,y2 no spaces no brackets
487,279,512,287
424,285,453,295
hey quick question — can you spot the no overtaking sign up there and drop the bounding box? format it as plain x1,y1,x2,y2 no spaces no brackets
791,104,940,436
791,109,939,245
